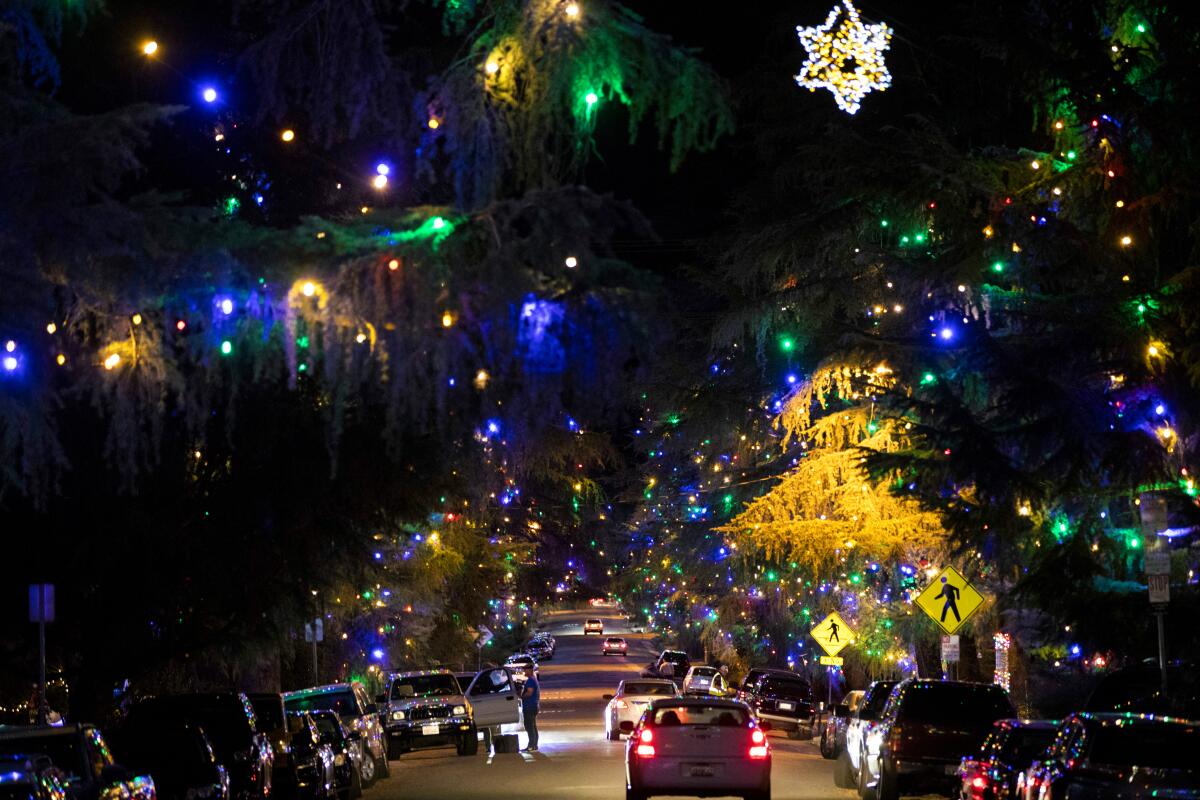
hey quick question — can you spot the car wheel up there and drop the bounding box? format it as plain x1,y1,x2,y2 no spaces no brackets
625,787,646,800
876,762,899,800
858,751,877,800
606,726,620,741
456,729,479,756
386,738,403,761
834,749,856,788
787,727,802,740
349,767,362,800
376,750,390,779
358,752,376,787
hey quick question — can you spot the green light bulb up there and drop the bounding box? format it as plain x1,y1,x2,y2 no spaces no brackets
992,262,1004,272
220,340,233,355
780,337,795,353
584,91,599,106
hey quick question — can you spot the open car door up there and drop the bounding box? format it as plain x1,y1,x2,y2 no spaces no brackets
465,667,521,729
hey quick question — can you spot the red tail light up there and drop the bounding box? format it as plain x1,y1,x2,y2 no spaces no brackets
887,723,905,754
749,727,769,759
639,729,654,744
636,729,655,757
971,776,987,789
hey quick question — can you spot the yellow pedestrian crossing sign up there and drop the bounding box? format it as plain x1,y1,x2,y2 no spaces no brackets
915,566,985,635
811,611,854,656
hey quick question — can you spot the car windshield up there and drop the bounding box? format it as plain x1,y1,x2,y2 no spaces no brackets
247,698,284,732
311,715,345,743
390,675,460,698
898,684,1014,722
760,677,810,697
651,706,749,726
691,668,718,677
1088,722,1199,768
623,683,675,696
1000,728,1057,763
0,737,82,779
859,683,897,719
662,652,688,665
286,692,358,717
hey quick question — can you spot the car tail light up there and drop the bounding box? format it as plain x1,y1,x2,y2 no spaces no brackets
614,700,628,709
636,728,655,757
968,774,988,797
749,727,769,759
887,723,904,754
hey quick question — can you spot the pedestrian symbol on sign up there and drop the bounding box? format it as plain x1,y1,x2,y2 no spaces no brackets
915,566,985,635
827,619,841,643
934,576,961,623
810,611,854,657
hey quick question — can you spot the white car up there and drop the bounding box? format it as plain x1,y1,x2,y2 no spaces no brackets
624,697,770,800
583,618,604,635
835,679,896,789
603,679,678,740
681,666,728,696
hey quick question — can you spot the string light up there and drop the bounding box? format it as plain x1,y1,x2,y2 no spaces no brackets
103,353,121,370
373,174,389,189
1119,235,1132,247
427,118,440,130
132,313,143,325
56,354,66,366
442,311,454,328
388,259,400,271
584,91,599,106
141,40,158,56
794,0,893,115
485,60,500,75
281,129,295,142
565,2,580,17
565,256,578,268
46,323,56,334
201,87,218,104
4,341,14,353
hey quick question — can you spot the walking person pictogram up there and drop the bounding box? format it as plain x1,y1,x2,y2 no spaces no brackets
934,576,961,623
827,619,840,643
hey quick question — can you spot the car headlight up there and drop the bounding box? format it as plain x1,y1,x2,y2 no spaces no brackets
452,705,467,716
391,711,405,721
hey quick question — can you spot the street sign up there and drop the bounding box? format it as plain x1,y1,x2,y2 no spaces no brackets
476,625,494,648
819,655,844,667
941,635,960,663
810,611,854,656
1148,573,1170,604
1145,550,1170,575
29,584,54,623
915,566,985,635
304,618,324,642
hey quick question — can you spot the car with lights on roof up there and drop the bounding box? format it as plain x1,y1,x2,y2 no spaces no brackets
622,697,770,800
956,718,1058,800
283,684,386,787
0,754,69,800
381,671,477,760
1016,713,1200,800
0,725,156,800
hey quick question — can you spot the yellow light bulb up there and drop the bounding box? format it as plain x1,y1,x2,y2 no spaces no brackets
132,313,143,325
388,259,400,271
442,311,454,328
1147,344,1160,357
56,354,66,366
373,174,388,189
485,60,500,75
427,118,440,129
104,353,121,370
1119,235,1132,247
564,255,578,268
281,129,295,142
142,40,158,56
565,2,580,17
982,225,994,238
355,333,367,344
1115,199,1125,208
46,323,57,334
1030,160,1040,170
302,282,316,297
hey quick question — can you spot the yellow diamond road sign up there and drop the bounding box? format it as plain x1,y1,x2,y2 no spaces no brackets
811,611,854,656
915,566,985,635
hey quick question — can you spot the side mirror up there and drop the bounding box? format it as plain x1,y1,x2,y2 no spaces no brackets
759,721,772,732
602,694,614,701
618,721,635,733
834,703,850,718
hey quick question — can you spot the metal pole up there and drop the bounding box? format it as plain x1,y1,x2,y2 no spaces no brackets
312,626,319,684
1155,609,1167,693
38,618,47,724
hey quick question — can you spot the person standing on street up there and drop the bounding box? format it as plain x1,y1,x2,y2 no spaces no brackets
521,666,541,751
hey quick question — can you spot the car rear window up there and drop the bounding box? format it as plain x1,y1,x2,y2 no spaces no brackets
286,691,359,717
662,652,688,665
692,668,718,677
859,682,897,718
898,684,1014,723
651,706,749,726
247,697,284,731
1000,728,1057,763
1088,722,1199,768
623,683,676,696
606,637,624,643
390,674,460,699
760,677,810,697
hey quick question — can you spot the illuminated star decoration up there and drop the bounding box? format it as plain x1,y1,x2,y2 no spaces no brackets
794,0,893,115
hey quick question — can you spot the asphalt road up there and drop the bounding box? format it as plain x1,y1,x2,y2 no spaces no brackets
375,608,858,800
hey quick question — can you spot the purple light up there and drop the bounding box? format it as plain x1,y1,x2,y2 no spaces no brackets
373,551,383,560
2,356,16,372
939,327,954,340
449,378,456,386
487,421,500,434
376,162,390,176
201,87,218,103
787,374,797,384
1155,404,1166,415
371,648,385,660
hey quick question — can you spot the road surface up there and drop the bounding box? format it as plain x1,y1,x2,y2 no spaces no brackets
376,608,857,800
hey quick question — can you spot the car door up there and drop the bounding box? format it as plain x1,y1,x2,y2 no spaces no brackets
465,668,520,728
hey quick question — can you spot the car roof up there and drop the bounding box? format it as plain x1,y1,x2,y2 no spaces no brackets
284,683,359,698
0,725,90,741
1075,711,1198,727
995,718,1059,730
647,697,749,710
390,669,454,679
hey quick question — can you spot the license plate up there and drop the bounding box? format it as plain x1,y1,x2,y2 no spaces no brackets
778,702,795,710
684,764,717,778
421,724,440,736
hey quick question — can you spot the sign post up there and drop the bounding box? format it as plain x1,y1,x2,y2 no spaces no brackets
29,584,54,725
305,618,324,683
1145,548,1170,693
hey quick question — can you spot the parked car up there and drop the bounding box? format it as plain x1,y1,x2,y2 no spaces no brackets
820,689,865,759
1017,713,1199,800
381,670,476,759
602,637,629,657
957,719,1057,800
642,650,691,680
459,667,524,752
525,639,554,661
503,654,537,683
583,619,604,636
0,725,155,800
602,680,678,740
530,632,556,653
281,714,334,800
735,667,798,704
308,711,361,800
1084,664,1200,719
681,667,728,697
0,754,70,800
859,679,1016,800
244,695,292,799
623,697,770,800
125,694,271,800
836,680,896,789
283,684,387,787
107,721,228,800
744,671,815,739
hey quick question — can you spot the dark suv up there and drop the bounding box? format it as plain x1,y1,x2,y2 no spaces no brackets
0,724,154,800
643,650,691,680
744,672,814,739
860,679,1016,800
125,694,272,800
284,683,387,787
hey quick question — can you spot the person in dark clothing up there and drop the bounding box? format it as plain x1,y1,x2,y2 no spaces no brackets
521,667,541,752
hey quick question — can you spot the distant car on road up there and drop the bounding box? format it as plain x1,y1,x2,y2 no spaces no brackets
602,680,678,741
623,697,770,800
681,667,728,697
957,718,1057,800
583,618,605,635
284,683,388,788
602,637,629,656
820,689,864,759
859,679,1016,800
525,639,554,661
503,654,538,683
1017,713,1200,800
381,670,476,759
642,650,691,680
744,671,814,739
